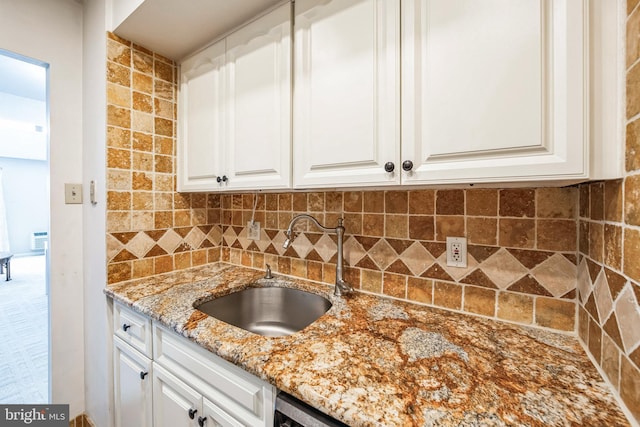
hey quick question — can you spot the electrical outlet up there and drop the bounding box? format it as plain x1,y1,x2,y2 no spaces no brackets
446,237,467,267
247,221,260,240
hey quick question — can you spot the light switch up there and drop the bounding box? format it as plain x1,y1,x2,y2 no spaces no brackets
65,183,83,204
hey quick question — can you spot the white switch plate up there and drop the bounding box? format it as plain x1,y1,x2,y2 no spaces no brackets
65,183,83,204
247,221,260,240
446,236,467,267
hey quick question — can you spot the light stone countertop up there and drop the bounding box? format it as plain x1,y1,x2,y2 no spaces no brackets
105,263,630,427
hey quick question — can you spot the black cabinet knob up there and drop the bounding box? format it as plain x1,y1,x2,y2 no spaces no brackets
198,416,207,426
217,175,228,184
122,324,131,332
384,162,395,173
139,371,148,380
402,160,413,171
216,176,221,183
188,409,197,419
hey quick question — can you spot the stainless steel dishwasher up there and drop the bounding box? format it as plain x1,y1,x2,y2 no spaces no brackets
274,391,349,427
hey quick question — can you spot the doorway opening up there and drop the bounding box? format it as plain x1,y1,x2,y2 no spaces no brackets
0,49,50,403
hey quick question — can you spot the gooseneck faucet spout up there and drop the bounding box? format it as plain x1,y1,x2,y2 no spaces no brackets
283,214,353,297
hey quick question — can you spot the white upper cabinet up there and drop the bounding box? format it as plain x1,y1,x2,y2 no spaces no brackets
293,0,401,188
402,0,594,185
177,3,291,192
178,41,226,192
225,4,292,190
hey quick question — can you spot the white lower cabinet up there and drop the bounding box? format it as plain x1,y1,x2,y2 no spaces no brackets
113,336,153,427
112,302,275,427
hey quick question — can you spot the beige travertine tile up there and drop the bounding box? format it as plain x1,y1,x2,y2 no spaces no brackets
407,277,432,304
132,211,154,231
467,217,497,245
107,212,131,233
537,220,576,251
107,148,132,169
435,216,464,241
624,228,640,282
625,174,640,226
479,249,527,289
107,83,131,107
630,0,640,16
498,218,535,248
464,286,496,317
108,170,131,191
107,105,131,128
433,281,462,310
132,151,153,172
132,258,154,279
362,214,384,237
132,111,153,133
497,292,533,323
108,262,132,284
601,334,620,390
326,192,343,212
107,126,131,149
535,297,575,331
408,190,434,214
385,214,408,238
344,191,363,212
629,6,640,68
620,356,640,421
604,224,623,271
466,189,497,216
588,318,603,363
436,190,464,215
361,269,382,293
386,191,408,214
409,215,434,241
500,189,535,217
154,255,173,274
531,254,576,297
605,180,623,222
615,285,640,352
382,272,406,298
579,184,590,218
132,50,153,74
107,61,130,86
627,62,640,119
537,187,577,219
133,132,153,152
133,71,153,94
107,191,131,211
589,222,604,263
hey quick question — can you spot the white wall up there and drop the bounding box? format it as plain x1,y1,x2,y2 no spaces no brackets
0,158,48,254
0,0,85,418
82,0,110,425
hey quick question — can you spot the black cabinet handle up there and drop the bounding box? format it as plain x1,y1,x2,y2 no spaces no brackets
384,162,395,173
198,416,207,426
139,371,148,380
188,409,197,419
402,160,413,171
216,175,228,184
122,324,131,332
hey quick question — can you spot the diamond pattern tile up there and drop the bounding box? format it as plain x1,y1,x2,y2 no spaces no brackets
107,234,124,262
577,259,591,303
531,254,577,297
593,272,613,321
343,236,366,267
616,285,640,352
480,249,528,289
291,233,313,259
184,227,206,249
157,229,182,253
369,239,398,270
401,242,435,276
438,253,478,281
127,232,155,258
315,234,338,262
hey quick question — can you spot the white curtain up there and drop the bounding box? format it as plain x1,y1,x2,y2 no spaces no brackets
0,169,10,252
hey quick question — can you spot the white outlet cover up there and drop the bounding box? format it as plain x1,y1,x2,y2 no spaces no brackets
446,236,467,268
247,221,260,240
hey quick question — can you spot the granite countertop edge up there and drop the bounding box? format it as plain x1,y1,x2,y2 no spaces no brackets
104,262,630,427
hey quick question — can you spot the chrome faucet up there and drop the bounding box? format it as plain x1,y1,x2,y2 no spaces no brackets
283,214,353,297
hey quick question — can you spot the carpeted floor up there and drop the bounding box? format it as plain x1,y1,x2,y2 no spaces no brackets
0,255,48,403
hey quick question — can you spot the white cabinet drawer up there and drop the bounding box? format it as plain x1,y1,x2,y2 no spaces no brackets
114,302,153,358
153,323,275,426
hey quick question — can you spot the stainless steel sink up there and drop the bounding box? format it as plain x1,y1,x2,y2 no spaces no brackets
194,287,332,337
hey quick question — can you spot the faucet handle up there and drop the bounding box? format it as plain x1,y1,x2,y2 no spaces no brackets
264,264,273,279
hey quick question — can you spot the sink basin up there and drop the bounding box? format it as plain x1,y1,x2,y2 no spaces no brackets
194,287,332,337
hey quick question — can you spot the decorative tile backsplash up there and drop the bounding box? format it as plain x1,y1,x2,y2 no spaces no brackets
103,14,640,419
215,188,577,331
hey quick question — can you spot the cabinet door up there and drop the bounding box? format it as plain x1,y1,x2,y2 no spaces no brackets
224,3,292,190
178,40,226,192
113,337,152,427
153,364,201,427
293,0,400,188
202,398,245,427
402,0,586,184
